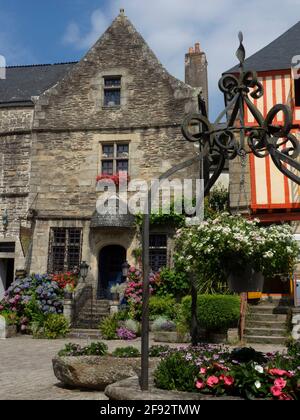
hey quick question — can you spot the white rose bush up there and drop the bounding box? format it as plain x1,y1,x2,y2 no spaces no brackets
174,213,299,290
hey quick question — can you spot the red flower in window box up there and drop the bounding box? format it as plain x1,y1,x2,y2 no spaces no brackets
96,172,130,186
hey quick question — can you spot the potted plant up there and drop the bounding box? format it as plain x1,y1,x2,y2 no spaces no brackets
0,311,18,338
64,283,74,300
175,213,299,293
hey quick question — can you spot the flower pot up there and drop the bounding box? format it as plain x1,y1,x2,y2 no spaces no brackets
111,293,119,302
64,291,73,300
227,265,264,293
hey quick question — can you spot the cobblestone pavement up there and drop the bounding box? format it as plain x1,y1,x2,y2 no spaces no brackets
0,335,286,400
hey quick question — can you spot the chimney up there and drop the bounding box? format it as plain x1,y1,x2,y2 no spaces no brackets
185,42,209,113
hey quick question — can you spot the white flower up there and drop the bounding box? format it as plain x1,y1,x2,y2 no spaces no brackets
254,380,261,389
254,365,264,374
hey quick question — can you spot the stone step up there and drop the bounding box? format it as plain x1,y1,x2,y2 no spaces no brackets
246,320,287,329
68,329,102,339
249,306,289,314
249,313,287,322
244,327,287,337
244,335,286,345
79,310,110,316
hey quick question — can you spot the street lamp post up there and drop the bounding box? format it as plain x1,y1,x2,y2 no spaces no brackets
79,261,91,327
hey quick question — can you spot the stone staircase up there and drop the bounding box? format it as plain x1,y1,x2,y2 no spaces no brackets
73,299,110,330
244,299,291,345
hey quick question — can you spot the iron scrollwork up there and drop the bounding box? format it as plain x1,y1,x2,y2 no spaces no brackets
182,32,300,191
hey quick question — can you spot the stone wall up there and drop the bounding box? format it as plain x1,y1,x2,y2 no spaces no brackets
0,107,33,133
229,155,251,213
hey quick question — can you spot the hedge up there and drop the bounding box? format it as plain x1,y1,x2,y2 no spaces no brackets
180,294,240,332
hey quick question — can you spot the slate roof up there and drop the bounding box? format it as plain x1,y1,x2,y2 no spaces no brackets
0,62,76,106
90,211,136,228
226,21,300,73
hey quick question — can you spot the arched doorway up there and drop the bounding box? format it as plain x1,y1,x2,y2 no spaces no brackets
98,245,126,299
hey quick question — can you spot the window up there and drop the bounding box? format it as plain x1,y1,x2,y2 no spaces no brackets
48,228,82,273
104,76,121,107
149,234,167,272
295,79,300,107
0,242,15,253
101,142,129,175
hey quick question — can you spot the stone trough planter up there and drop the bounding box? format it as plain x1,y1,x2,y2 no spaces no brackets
0,316,17,339
52,356,160,391
105,376,244,400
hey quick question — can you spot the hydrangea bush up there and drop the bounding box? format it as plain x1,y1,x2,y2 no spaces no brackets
175,213,299,287
0,274,64,331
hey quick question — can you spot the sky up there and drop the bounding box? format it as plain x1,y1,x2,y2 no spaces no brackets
0,0,299,118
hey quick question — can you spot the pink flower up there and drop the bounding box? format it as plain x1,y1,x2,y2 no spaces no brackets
196,379,206,389
207,376,219,387
278,393,293,400
223,376,234,386
274,378,287,389
270,385,283,397
0,305,4,311
269,368,289,377
200,367,207,374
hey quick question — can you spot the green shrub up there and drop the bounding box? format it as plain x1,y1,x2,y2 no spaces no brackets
84,341,108,356
112,346,140,358
149,295,177,320
148,345,170,358
154,351,199,392
58,341,108,357
180,294,240,332
42,314,70,339
99,315,118,340
156,268,190,299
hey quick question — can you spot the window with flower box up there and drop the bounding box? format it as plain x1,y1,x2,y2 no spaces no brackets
101,142,129,175
48,228,82,273
149,234,168,272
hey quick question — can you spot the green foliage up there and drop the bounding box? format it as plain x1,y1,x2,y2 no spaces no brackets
180,294,240,332
154,351,199,392
112,346,140,358
99,315,118,340
149,295,177,320
135,202,186,228
114,309,130,321
208,185,229,213
0,310,18,326
42,314,70,339
84,341,108,356
156,267,190,299
58,341,108,357
148,345,171,358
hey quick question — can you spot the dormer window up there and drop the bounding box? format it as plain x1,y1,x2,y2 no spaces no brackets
104,76,121,107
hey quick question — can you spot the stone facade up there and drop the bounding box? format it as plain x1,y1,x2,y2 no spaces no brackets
0,11,205,303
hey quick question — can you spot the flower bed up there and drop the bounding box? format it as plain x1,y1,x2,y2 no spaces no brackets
0,274,64,332
154,345,300,400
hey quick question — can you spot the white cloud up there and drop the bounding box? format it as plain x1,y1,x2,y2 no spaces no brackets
62,0,299,117
63,9,109,50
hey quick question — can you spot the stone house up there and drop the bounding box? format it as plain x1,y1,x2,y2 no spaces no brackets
0,10,208,315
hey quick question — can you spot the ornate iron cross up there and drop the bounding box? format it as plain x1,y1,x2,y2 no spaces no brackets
182,32,300,191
